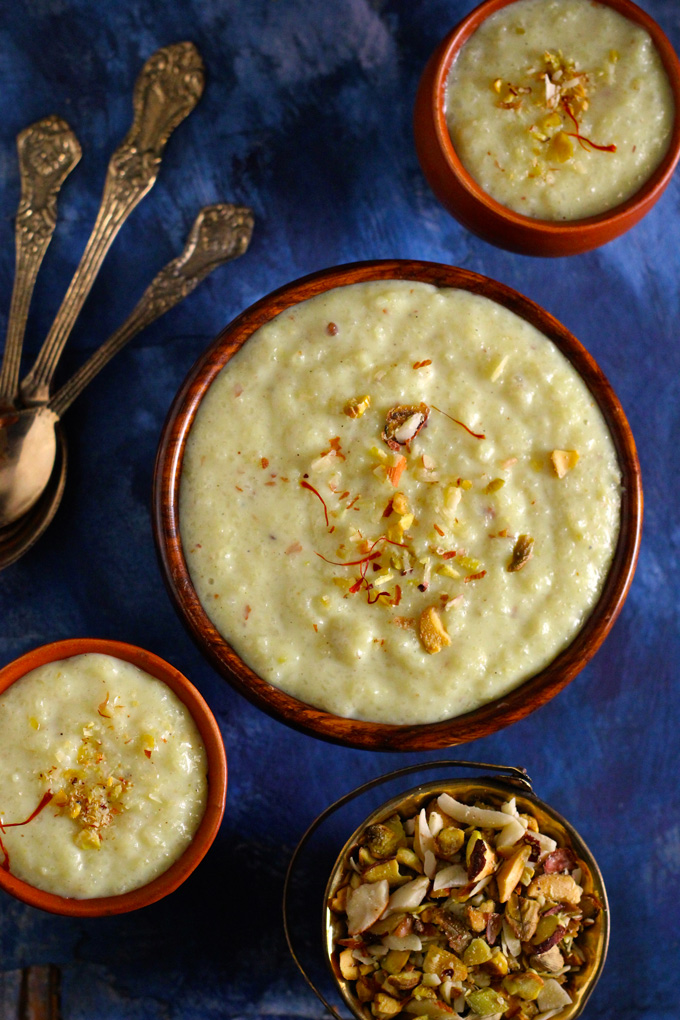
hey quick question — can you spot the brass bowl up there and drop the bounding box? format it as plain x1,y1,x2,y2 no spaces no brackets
324,773,608,1020
153,259,642,750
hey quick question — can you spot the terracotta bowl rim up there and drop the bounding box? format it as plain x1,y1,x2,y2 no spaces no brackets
415,0,680,251
323,775,609,1020
153,258,642,752
0,637,227,916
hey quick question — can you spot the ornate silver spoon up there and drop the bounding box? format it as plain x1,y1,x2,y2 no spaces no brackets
20,41,205,407
0,116,81,409
0,203,254,547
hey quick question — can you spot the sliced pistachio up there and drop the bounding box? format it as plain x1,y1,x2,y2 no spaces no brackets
344,394,371,418
364,817,406,858
502,971,544,1000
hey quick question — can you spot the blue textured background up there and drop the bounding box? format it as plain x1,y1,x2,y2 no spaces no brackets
0,2,678,1018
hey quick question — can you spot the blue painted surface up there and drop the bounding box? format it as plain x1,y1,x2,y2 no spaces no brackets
0,1,678,1017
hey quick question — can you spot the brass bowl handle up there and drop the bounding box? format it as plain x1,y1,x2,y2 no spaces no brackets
282,760,532,1020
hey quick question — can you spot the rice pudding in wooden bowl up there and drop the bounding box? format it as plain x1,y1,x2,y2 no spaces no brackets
324,770,609,1020
414,0,680,256
0,638,227,916
153,259,641,751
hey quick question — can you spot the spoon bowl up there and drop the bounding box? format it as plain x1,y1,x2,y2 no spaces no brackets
0,423,66,570
0,406,59,528
0,201,253,562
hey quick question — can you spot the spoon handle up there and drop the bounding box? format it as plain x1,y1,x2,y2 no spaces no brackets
20,42,205,407
49,204,254,418
0,116,81,409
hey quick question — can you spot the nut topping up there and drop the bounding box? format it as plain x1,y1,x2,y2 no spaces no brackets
507,534,534,572
550,449,579,478
382,403,430,451
345,395,371,419
330,790,592,1020
418,606,451,654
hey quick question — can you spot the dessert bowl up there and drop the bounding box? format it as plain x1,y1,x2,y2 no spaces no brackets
414,0,680,256
0,637,227,916
321,765,609,1020
153,259,642,751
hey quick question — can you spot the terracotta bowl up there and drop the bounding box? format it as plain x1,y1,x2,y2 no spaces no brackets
153,259,642,751
324,772,609,1020
0,638,227,916
414,0,680,256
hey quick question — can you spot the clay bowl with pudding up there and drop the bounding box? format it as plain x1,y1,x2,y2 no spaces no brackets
153,259,642,751
0,638,227,916
414,0,680,256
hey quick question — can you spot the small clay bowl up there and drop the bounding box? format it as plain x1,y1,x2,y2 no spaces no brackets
414,0,680,256
324,773,609,1020
153,259,642,751
0,638,227,916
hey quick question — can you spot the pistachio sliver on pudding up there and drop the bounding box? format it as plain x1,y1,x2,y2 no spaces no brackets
180,280,621,726
445,0,675,220
0,654,208,898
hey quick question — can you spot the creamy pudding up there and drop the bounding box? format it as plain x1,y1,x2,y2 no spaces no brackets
0,653,208,898
180,280,621,726
445,0,675,220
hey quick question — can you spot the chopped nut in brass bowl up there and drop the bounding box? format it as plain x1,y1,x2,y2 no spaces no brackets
324,778,608,1020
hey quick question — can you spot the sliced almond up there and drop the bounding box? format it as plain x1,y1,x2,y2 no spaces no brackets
385,875,430,915
432,863,468,891
496,845,532,903
467,833,497,882
346,878,389,934
436,794,510,829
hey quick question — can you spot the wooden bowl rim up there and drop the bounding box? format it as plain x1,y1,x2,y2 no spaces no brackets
323,776,609,1020
0,637,227,916
416,0,680,247
153,259,642,751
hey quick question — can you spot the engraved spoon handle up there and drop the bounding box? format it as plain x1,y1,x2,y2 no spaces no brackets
49,204,254,418
20,42,205,407
0,116,81,408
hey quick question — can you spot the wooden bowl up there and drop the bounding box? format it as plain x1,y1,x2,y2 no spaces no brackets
153,259,642,751
324,774,609,1020
0,638,227,916
414,0,680,256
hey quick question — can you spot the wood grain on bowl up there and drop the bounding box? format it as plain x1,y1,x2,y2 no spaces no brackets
153,259,642,751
